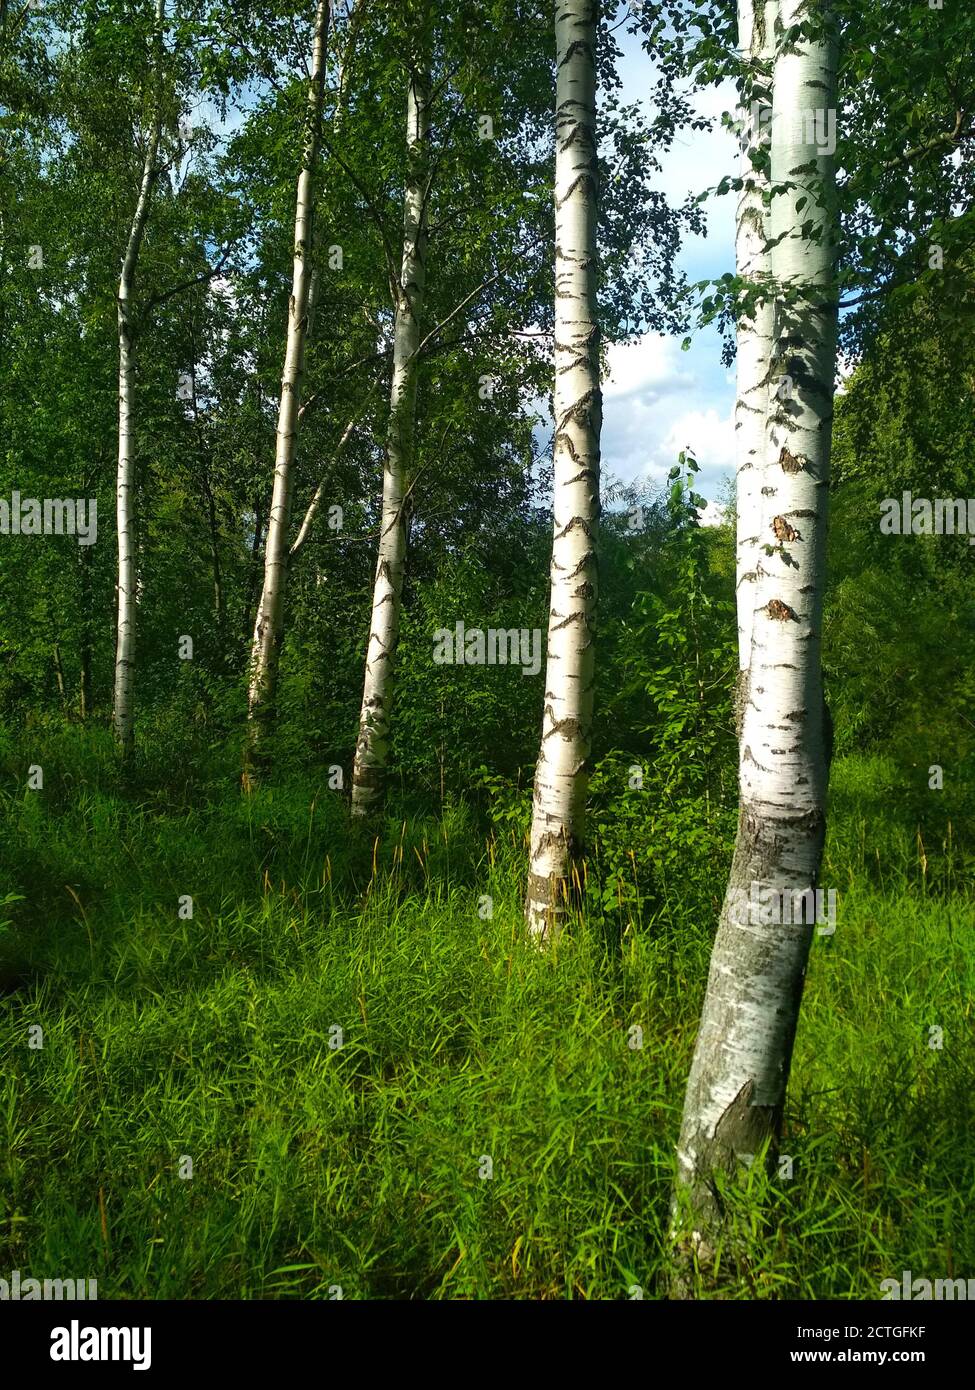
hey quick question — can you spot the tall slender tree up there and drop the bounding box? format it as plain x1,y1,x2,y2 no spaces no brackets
244,0,331,786
350,36,431,817
247,0,368,672
524,0,601,940
112,0,166,756
674,0,839,1266
733,0,777,729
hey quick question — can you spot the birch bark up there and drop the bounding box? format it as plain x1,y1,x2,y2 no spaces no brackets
112,0,166,756
247,1,361,657
524,0,601,940
350,54,431,817
242,493,266,647
244,0,331,786
734,0,778,729
674,0,839,1262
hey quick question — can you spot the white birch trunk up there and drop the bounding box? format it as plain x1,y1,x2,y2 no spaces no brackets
674,0,839,1262
350,58,431,817
244,0,331,785
524,0,601,940
248,10,361,640
249,263,320,640
734,0,778,727
112,0,166,756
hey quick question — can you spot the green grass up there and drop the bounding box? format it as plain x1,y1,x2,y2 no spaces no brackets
0,729,973,1298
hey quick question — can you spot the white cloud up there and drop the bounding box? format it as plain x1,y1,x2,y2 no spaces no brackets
599,331,736,499
657,405,736,477
603,333,695,400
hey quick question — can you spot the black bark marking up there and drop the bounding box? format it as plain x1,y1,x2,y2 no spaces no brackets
765,598,798,621
771,515,802,543
778,446,807,473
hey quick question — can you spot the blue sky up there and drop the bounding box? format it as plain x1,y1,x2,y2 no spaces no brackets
603,22,739,509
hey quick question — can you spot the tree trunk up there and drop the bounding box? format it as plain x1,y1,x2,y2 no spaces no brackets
242,492,266,648
253,361,370,633
189,327,225,635
733,0,778,735
289,404,365,560
524,0,601,940
203,470,223,630
112,0,166,757
350,53,431,818
79,541,92,721
52,642,67,708
243,0,331,788
673,0,839,1273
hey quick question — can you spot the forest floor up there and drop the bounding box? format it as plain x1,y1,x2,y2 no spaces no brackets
1,732,972,1299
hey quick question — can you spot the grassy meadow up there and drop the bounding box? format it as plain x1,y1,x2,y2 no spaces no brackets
1,729,972,1299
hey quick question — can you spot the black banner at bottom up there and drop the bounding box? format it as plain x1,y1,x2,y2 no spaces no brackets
2,1296,968,1375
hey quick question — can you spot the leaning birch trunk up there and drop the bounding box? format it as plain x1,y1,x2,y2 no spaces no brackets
524,0,601,940
247,2,358,651
350,59,431,817
112,0,165,757
243,0,331,787
673,0,839,1272
248,263,321,654
733,0,777,732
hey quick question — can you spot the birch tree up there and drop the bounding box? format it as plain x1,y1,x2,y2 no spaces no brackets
246,2,369,693
112,0,166,756
674,0,839,1267
350,46,431,818
244,0,331,786
524,0,601,940
733,0,777,729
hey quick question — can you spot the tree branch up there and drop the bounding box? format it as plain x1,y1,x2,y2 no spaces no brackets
879,109,968,173
143,243,236,316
